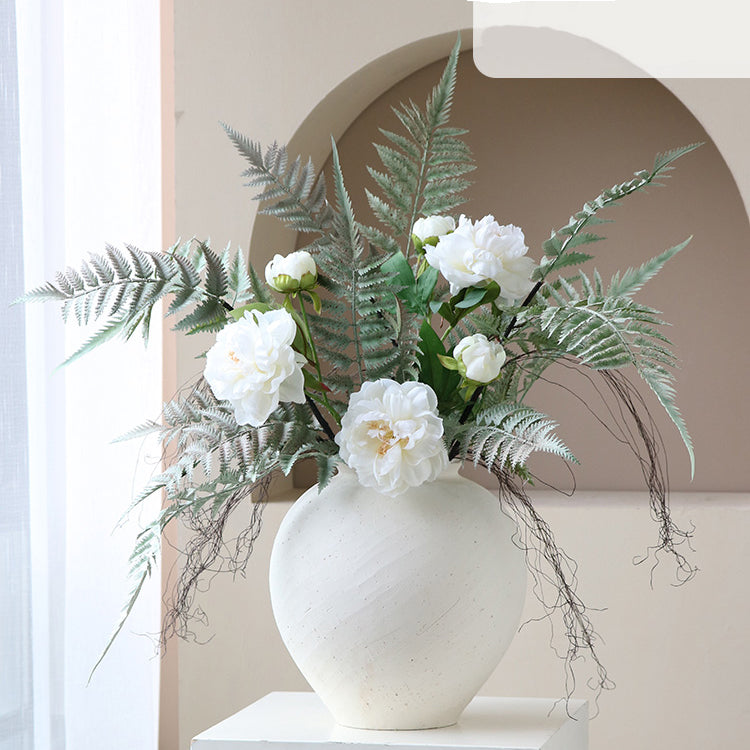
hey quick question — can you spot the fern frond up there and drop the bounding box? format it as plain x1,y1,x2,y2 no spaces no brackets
367,36,474,256
225,247,253,307
122,379,335,518
24,240,257,359
533,270,694,474
173,298,228,335
538,145,701,287
63,314,140,366
89,508,172,680
608,237,691,298
448,403,576,472
221,125,333,234
652,143,703,174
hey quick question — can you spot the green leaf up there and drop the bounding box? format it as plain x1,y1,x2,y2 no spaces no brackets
415,265,439,308
306,289,322,314
455,287,486,309
381,251,415,289
437,354,459,371
417,320,461,410
229,302,272,321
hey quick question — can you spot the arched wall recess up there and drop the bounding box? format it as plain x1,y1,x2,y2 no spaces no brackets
252,32,750,494
247,30,473,270
249,27,750,270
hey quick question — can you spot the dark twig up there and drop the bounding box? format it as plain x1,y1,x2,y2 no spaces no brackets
161,475,271,647
305,394,337,442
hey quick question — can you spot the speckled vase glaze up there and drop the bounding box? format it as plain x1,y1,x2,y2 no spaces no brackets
268,463,526,730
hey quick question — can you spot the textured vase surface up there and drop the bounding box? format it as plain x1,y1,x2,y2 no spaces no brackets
268,463,526,730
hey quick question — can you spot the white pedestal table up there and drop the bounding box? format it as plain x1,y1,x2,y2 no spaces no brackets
191,692,588,750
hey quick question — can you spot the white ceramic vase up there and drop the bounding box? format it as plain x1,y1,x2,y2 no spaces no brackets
268,463,526,730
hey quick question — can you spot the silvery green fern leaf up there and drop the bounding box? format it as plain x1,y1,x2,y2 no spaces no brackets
221,127,333,235
366,36,474,257
534,270,694,475
448,403,575,471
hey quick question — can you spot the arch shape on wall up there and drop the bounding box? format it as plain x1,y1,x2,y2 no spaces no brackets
248,27,749,269
250,29,750,493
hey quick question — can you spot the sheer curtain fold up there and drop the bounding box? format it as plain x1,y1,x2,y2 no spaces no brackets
10,1,163,748
1,1,33,748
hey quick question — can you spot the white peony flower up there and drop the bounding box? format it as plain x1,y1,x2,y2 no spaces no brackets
424,214,537,301
265,250,318,293
453,334,507,383
204,308,306,427
411,215,456,244
334,379,448,497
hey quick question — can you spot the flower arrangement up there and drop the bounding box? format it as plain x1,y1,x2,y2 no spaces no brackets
23,38,697,692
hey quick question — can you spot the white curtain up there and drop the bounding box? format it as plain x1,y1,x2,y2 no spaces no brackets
7,1,163,748
1,1,34,747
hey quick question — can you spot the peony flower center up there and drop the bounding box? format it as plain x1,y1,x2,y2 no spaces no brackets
228,350,240,364
367,419,407,456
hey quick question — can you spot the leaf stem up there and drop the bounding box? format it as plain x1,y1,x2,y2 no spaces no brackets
297,292,342,425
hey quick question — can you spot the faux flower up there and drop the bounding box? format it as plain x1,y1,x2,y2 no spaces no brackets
453,334,506,383
424,214,536,301
265,250,318,293
204,308,306,427
411,215,456,249
335,379,448,497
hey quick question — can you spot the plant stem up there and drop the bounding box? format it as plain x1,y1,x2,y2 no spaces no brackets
447,290,542,461
297,292,342,425
440,324,455,343
305,395,337,443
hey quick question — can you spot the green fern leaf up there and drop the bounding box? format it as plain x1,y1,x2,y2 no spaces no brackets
539,145,701,287
174,298,228,335
62,316,135,366
199,243,228,299
533,270,694,474
366,35,473,256
448,403,576,471
226,247,253,306
608,237,691,298
222,125,332,234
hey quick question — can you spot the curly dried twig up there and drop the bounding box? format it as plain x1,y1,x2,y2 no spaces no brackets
160,475,271,646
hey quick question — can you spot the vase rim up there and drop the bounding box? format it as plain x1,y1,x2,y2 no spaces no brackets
331,458,463,490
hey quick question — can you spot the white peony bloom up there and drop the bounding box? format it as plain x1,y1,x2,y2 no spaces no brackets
454,334,507,383
412,215,456,244
424,214,537,301
334,379,448,497
265,250,318,293
204,308,306,427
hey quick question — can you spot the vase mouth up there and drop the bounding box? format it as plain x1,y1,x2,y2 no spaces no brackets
440,460,462,478
329,458,464,495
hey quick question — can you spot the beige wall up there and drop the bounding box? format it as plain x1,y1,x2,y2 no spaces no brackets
168,2,750,748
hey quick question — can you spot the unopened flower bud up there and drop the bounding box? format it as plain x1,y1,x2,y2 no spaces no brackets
453,334,506,384
265,250,318,293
